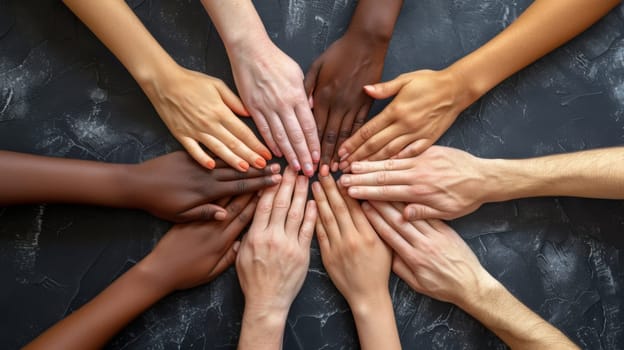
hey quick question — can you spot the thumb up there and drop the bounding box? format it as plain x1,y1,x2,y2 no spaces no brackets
216,81,250,117
363,76,408,100
176,203,227,223
209,242,240,280
404,204,446,221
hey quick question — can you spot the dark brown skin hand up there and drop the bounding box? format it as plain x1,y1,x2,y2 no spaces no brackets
130,152,282,222
304,0,403,172
304,31,387,171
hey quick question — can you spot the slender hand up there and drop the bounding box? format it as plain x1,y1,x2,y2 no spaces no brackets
304,0,403,171
24,195,257,350
201,0,320,176
237,167,317,350
311,169,400,350
338,0,621,169
0,150,281,222
363,201,579,350
63,0,271,171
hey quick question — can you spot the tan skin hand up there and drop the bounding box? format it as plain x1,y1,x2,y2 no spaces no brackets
338,69,469,169
339,146,489,220
362,201,487,305
304,31,387,171
142,66,272,172
312,171,392,305
130,152,282,223
236,167,317,314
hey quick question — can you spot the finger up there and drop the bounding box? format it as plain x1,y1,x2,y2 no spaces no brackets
215,80,250,117
314,101,329,143
311,181,341,241
208,242,239,279
223,193,255,222
361,202,415,258
176,203,227,223
363,76,408,100
215,163,281,181
366,134,416,162
179,137,216,169
285,175,309,235
347,158,412,175
320,109,345,166
283,105,316,176
225,173,283,196
298,200,317,247
332,110,358,172
350,101,372,135
392,255,423,292
251,110,281,157
267,111,300,170
269,166,298,227
336,181,372,235
251,181,281,231
315,218,331,250
224,117,273,164
197,132,249,172
317,173,354,233
345,123,403,165
368,200,431,243
396,139,432,159
337,114,393,167
226,195,258,231
295,103,321,165
339,169,408,188
304,59,322,97
346,184,413,202
404,204,447,221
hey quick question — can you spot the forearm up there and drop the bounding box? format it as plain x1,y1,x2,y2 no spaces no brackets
0,151,137,208
447,0,620,104
238,307,288,350
63,0,178,87
25,262,170,349
350,293,401,350
484,147,624,202
346,0,403,43
457,276,578,349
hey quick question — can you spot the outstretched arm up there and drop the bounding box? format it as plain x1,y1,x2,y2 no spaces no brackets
339,146,624,220
363,201,579,349
0,150,281,222
201,0,320,176
304,0,403,171
63,0,271,171
24,195,257,350
338,0,620,168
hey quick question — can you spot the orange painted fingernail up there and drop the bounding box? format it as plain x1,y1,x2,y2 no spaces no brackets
255,157,267,168
239,161,249,171
206,160,216,169
260,150,272,160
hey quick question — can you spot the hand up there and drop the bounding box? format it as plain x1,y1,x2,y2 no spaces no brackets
141,65,272,172
339,146,489,220
312,169,392,308
228,40,320,176
236,167,317,316
362,201,495,307
130,152,282,223
137,194,258,292
304,31,387,171
338,69,475,170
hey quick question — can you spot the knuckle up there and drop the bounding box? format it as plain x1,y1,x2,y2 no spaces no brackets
359,124,375,140
375,171,387,185
324,131,337,145
384,159,395,170
237,212,250,223
258,203,273,214
339,129,351,139
236,181,247,194
274,200,290,209
288,210,303,221
228,203,241,213
274,132,288,143
289,131,306,144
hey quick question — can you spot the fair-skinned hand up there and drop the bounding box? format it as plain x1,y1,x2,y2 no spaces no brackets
312,168,392,308
339,146,489,220
338,69,473,170
362,200,493,307
304,31,387,171
130,152,282,223
236,167,317,316
138,194,258,292
142,65,272,172
229,40,320,176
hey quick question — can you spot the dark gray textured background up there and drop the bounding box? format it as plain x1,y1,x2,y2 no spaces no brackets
1,0,623,349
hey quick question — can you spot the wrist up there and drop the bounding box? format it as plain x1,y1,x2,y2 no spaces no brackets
132,53,180,92
133,254,177,296
442,63,483,113
483,157,547,203
348,290,393,319
454,270,502,313
117,163,145,210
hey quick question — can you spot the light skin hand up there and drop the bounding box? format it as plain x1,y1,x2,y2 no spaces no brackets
200,0,320,177
237,167,317,350
129,152,282,223
337,69,470,170
311,168,400,350
25,195,257,350
339,146,490,220
363,201,579,350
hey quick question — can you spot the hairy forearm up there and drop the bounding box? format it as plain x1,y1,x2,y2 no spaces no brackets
63,0,178,87
346,0,403,42
0,151,137,207
238,307,288,350
350,293,401,350
484,147,624,202
24,262,169,349
447,0,620,104
457,276,578,349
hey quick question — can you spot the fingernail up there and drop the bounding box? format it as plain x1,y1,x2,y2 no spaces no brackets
255,157,267,168
239,161,250,171
312,151,320,163
364,85,375,92
320,164,330,176
349,187,358,196
340,175,351,185
338,149,349,160
232,241,241,253
274,148,283,157
304,163,313,174
215,211,227,220
206,160,216,169
270,163,281,173
271,174,282,184
260,150,272,160
312,181,321,192
351,162,361,172
292,160,301,171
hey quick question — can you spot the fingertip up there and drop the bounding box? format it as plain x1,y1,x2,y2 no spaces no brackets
331,162,339,172
215,211,227,221
271,174,282,184
260,150,272,160
269,163,281,174
239,161,250,171
319,164,330,177
312,150,320,163
254,157,267,169
232,241,241,253
311,181,322,193
338,160,349,171
338,148,349,160
206,159,216,169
